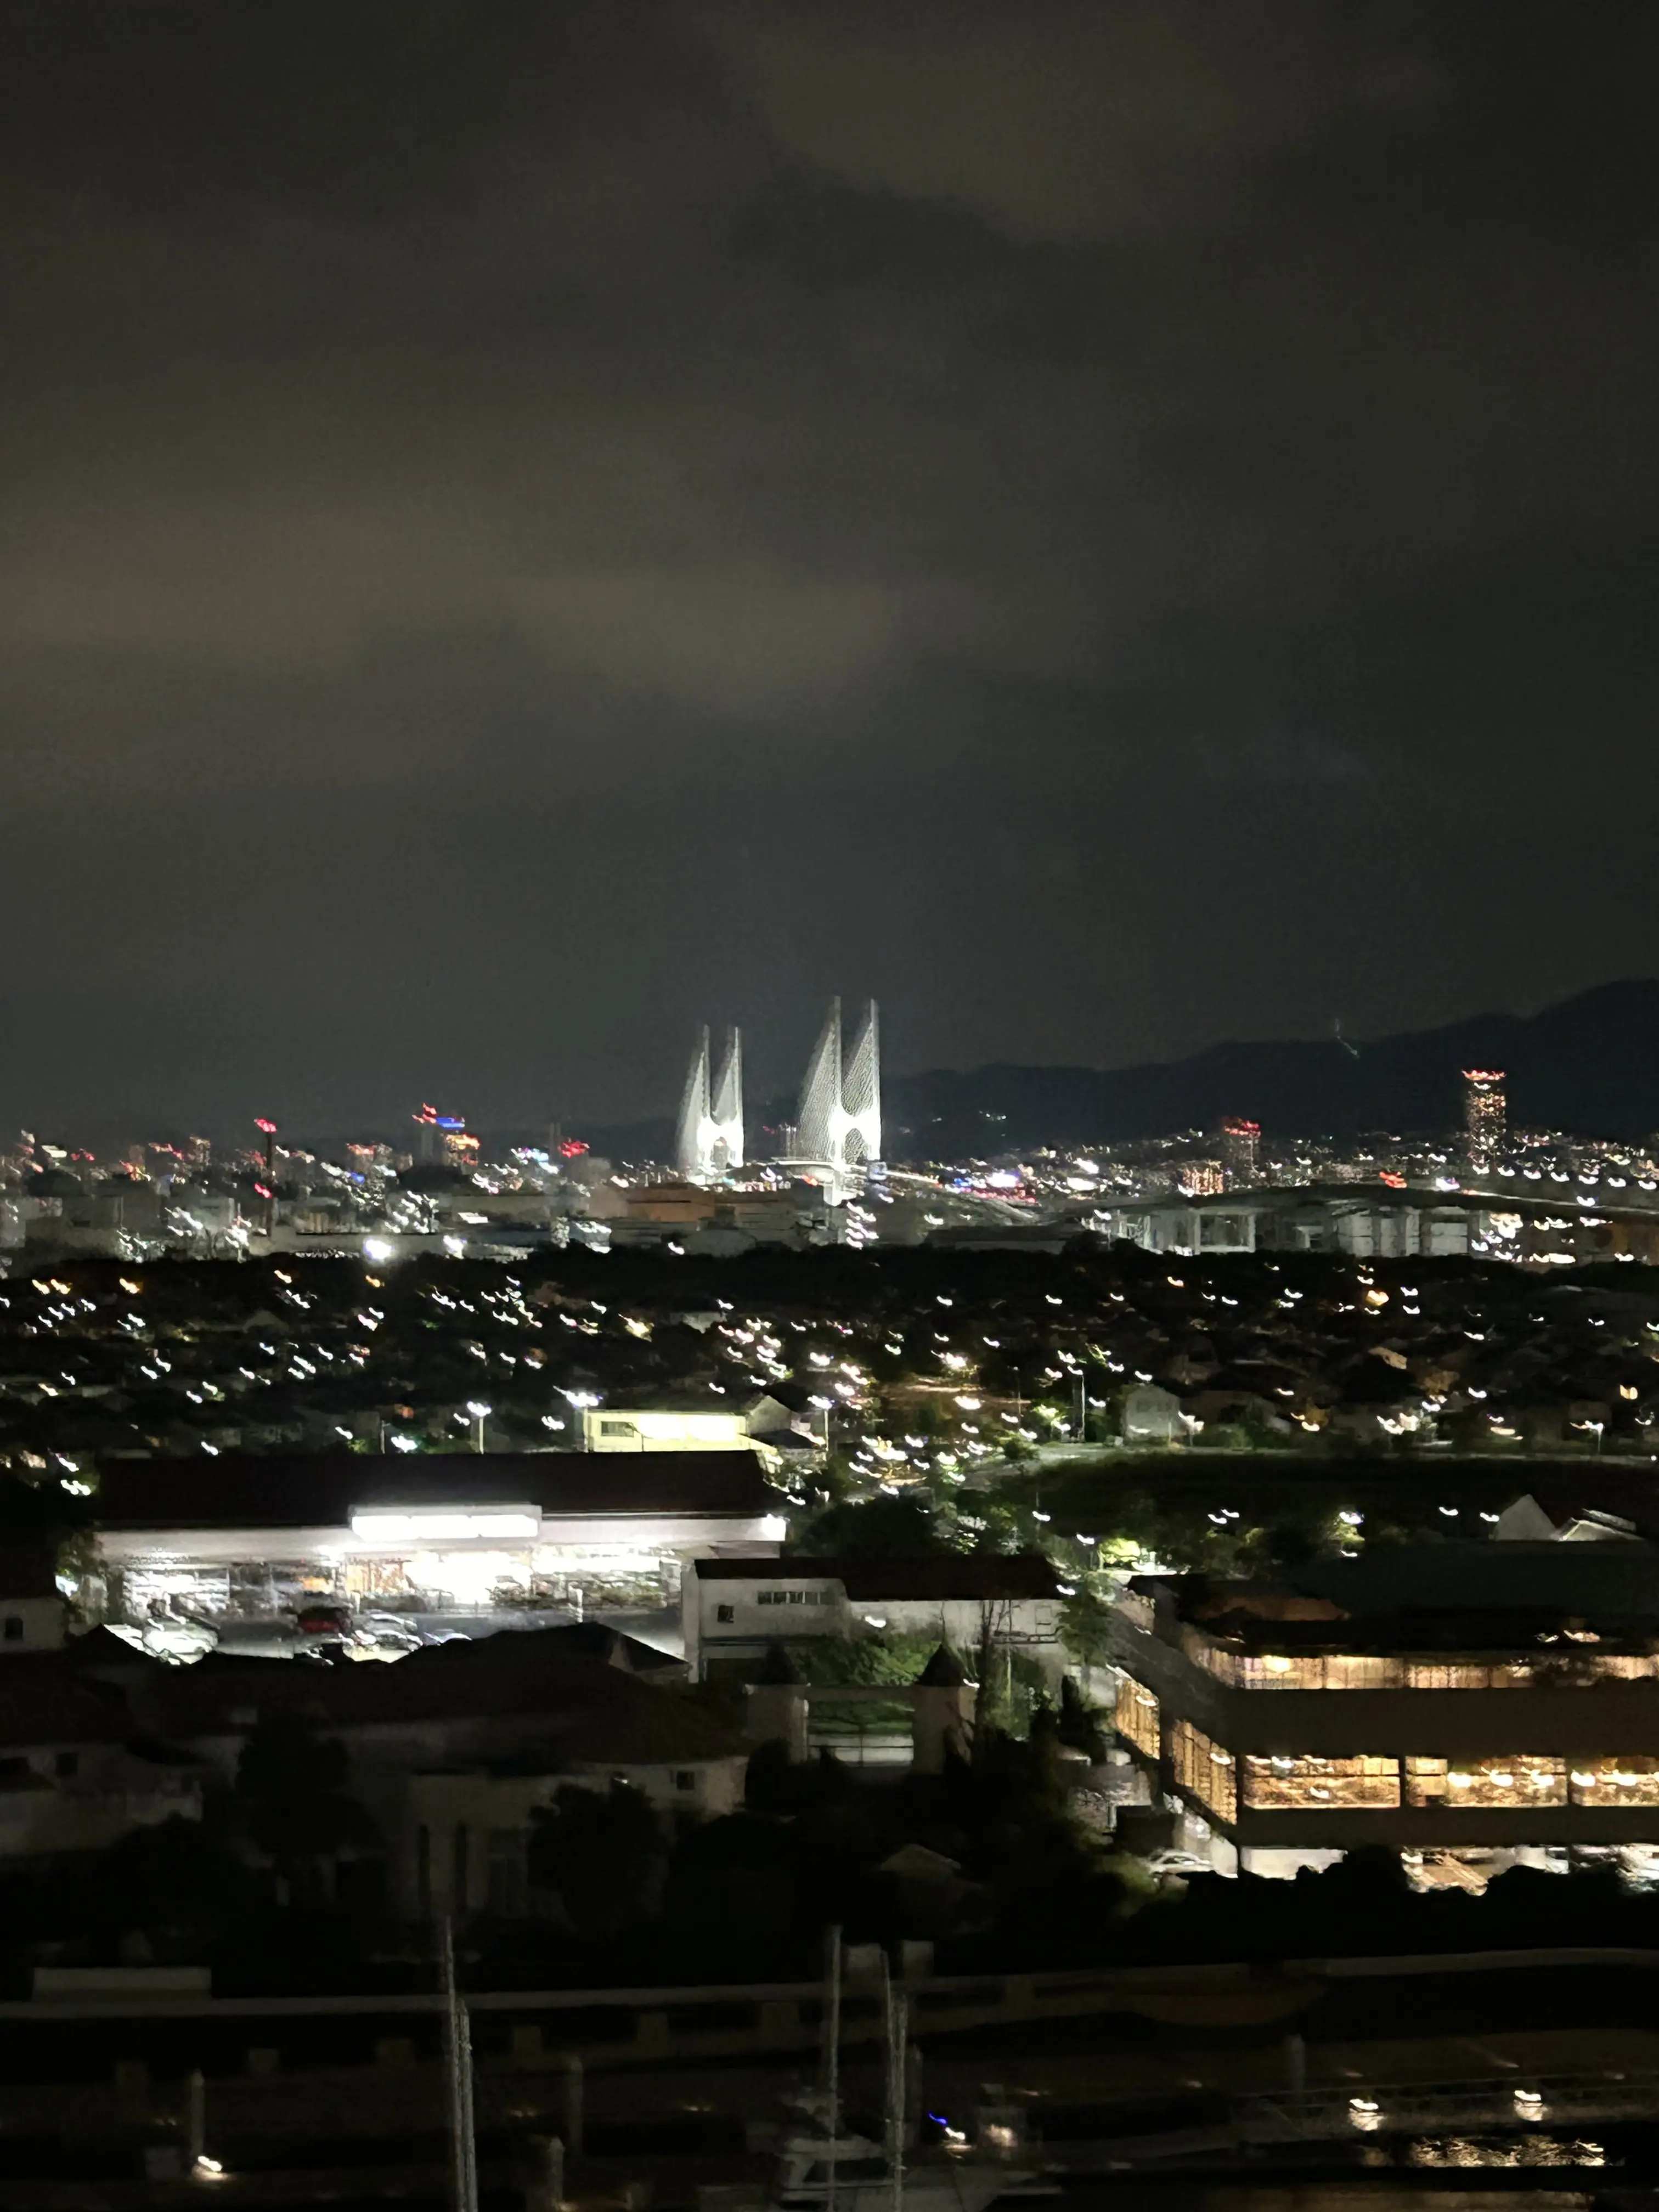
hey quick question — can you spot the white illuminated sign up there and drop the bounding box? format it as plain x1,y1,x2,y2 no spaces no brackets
350,1510,540,1543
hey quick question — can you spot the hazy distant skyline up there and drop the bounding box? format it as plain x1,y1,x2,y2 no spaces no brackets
5,3,1657,1132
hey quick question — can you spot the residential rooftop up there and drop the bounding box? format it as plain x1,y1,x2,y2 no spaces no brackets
0,1626,742,1763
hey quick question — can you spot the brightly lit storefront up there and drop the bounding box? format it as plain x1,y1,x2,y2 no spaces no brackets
92,1453,787,1626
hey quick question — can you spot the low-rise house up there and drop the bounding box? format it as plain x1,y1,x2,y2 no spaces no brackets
1120,1383,1184,1446
684,1554,1066,1681
0,1655,204,1865
404,1682,746,1917
0,1623,743,1899
578,1406,758,1455
0,1544,68,1653
1494,1483,1652,1543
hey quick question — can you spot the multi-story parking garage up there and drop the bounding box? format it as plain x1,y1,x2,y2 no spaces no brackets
1110,1542,1659,1882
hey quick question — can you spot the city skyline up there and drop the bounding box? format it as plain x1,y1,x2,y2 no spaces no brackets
2,5,1655,2174
4,5,1658,1133
3,972,1656,1156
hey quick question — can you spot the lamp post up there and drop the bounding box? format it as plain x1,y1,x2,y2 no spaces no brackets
465,1401,490,1454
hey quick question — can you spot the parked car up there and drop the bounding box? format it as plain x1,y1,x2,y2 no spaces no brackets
292,1601,353,1641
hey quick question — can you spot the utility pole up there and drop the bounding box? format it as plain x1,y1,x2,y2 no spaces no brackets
185,2068,205,2169
440,1916,478,2212
883,1955,906,2212
823,1925,842,2212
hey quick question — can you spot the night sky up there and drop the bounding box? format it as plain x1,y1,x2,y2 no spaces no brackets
5,2,1657,1139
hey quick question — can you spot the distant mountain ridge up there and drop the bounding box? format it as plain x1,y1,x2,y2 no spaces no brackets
881,981,1659,1155
576,981,1659,1161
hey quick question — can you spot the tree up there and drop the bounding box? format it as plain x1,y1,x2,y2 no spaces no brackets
528,1782,666,1942
1058,1588,1115,1671
234,1713,379,1905
1057,1675,1107,1762
791,1493,957,1556
55,1817,255,1959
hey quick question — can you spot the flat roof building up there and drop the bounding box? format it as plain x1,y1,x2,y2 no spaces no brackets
686,1553,1064,1681
91,1452,786,1624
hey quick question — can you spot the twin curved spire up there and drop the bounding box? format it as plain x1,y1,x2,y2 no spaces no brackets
674,998,881,1180
674,1025,744,1180
797,997,881,1172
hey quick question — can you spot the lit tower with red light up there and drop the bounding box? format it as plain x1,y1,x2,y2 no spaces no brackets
1218,1117,1261,1187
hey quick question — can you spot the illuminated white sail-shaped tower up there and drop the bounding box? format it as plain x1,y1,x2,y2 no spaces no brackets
675,1025,744,1179
797,998,881,1177
710,1026,743,1170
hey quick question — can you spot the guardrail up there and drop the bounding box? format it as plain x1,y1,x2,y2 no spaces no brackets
1233,2068,1659,2145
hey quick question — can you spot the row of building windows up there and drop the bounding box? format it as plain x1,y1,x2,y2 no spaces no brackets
1114,1677,1161,1760
1243,1752,1400,1809
1183,1637,1659,1692
1118,1682,1659,1816
1170,1718,1237,1824
754,1590,834,1607
1240,1753,1659,1811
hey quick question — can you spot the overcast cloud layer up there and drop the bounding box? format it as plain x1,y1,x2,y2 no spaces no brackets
3,1,1656,1137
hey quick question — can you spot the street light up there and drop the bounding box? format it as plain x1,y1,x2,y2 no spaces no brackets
465,1401,491,1454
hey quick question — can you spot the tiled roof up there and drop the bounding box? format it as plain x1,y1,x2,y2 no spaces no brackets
0,1548,60,1601
0,1659,133,1748
0,1627,741,1769
0,1544,60,1601
131,1626,743,1760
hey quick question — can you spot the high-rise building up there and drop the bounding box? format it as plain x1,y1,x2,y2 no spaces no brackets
1463,1070,1506,1170
1218,1118,1261,1187
1177,1160,1226,1197
412,1104,467,1167
347,1142,393,1189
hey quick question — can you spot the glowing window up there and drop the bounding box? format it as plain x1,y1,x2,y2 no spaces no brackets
1406,1756,1566,1808
1114,1677,1160,1761
1406,1663,1504,1690
1170,1718,1235,1824
1570,1758,1659,1806
1192,1639,1659,1691
1243,1753,1399,1810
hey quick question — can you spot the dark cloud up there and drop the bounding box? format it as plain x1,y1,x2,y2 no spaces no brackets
1,1,1654,1137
